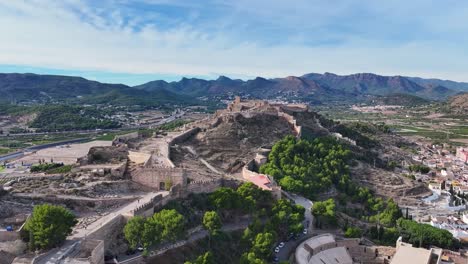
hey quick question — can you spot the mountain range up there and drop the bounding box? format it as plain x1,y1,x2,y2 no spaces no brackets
1,72,466,107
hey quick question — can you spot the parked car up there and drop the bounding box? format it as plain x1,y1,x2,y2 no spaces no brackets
278,242,285,248
303,228,308,235
274,247,280,253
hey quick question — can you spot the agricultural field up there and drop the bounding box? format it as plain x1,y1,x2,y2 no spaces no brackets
317,104,468,146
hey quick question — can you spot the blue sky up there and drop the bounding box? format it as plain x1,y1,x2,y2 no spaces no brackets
0,0,467,85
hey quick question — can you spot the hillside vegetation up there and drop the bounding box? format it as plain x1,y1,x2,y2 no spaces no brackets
448,93,468,114
29,105,120,132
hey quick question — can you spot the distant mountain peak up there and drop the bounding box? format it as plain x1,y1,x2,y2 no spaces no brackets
217,75,232,81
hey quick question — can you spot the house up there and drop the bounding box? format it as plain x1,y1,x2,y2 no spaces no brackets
456,148,468,164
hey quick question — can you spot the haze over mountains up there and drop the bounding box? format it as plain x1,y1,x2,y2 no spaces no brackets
1,72,467,106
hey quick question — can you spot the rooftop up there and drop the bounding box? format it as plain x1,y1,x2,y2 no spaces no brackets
304,233,336,251
308,247,353,264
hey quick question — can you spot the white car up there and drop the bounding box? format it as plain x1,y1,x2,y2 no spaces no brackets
303,228,308,235
274,247,280,253
278,242,285,248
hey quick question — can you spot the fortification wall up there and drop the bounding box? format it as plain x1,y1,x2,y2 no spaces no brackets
113,132,139,145
132,178,239,217
86,214,125,253
88,240,105,264
131,167,186,190
69,239,104,264
277,112,302,138
332,132,357,146
0,231,19,242
185,179,223,194
168,127,200,146
132,193,173,218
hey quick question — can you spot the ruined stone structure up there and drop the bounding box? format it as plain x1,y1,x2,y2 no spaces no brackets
216,96,308,139
129,129,200,191
64,239,105,264
132,178,239,218
131,167,187,191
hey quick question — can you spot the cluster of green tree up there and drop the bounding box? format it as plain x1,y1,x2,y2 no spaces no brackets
159,119,190,131
21,204,77,250
30,105,120,132
30,162,65,173
126,183,273,256
80,87,197,110
240,199,305,264
347,122,390,135
342,186,402,227
209,183,272,218
408,164,431,174
330,124,378,148
46,165,72,174
312,199,336,228
397,218,456,249
186,196,304,264
368,199,402,227
8,127,32,134
368,226,400,245
0,103,33,116
185,251,215,264
260,136,351,199
344,226,362,238
181,192,303,264
124,209,185,252
402,173,416,180
161,182,272,232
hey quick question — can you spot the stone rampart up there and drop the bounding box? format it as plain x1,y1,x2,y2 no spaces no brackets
0,230,19,242
66,239,105,264
132,178,239,217
86,214,126,253
168,127,200,146
112,132,139,145
131,167,186,190
332,132,357,146
278,111,302,138
88,240,105,264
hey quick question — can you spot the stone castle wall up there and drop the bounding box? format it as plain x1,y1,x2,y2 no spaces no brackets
131,167,186,190
132,178,239,217
0,230,19,242
112,132,139,145
88,240,105,264
86,214,126,254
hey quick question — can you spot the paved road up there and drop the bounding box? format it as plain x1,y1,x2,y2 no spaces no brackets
276,192,314,262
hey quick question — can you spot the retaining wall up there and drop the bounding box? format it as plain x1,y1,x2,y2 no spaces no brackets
0,230,19,242
131,167,186,190
113,132,139,145
86,214,126,253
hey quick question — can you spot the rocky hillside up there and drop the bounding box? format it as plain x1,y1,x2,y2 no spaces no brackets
1,72,466,106
0,73,194,108
448,93,468,114
138,72,461,102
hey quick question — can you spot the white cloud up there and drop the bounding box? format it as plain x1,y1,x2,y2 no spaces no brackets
0,0,467,82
